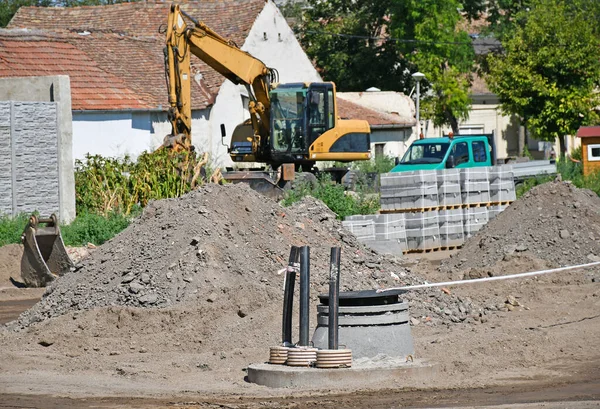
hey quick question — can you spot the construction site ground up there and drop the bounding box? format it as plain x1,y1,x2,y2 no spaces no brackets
0,181,599,408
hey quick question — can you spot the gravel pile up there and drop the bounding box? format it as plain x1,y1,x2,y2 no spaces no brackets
8,184,488,331
442,181,600,275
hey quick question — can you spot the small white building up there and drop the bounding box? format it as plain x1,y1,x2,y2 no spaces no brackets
4,0,322,167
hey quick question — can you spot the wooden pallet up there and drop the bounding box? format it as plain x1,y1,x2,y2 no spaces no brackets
490,201,514,206
380,207,437,214
439,204,462,210
440,245,463,251
403,247,442,254
462,202,491,208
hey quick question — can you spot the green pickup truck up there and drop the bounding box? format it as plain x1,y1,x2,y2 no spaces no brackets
390,133,557,182
391,134,496,172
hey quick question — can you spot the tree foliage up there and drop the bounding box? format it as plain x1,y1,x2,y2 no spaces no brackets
299,0,475,133
486,0,600,150
300,0,416,93
389,0,475,132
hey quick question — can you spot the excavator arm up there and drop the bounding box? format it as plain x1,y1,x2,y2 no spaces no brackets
163,3,275,153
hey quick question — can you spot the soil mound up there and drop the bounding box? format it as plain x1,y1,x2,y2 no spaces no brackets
442,181,600,276
0,244,23,287
6,185,492,331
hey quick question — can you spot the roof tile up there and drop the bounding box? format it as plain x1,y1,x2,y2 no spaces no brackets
5,0,266,111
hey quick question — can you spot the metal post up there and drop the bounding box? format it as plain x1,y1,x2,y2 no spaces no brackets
299,245,310,346
412,72,425,139
415,80,420,138
328,247,341,350
282,246,299,345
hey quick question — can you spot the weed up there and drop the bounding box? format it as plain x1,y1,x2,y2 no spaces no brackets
0,213,30,247
282,174,379,219
61,211,137,247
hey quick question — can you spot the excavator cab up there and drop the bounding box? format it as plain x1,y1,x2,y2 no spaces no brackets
269,82,371,168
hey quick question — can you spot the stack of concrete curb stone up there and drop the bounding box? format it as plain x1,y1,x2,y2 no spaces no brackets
405,211,440,251
489,165,516,203
437,169,462,207
380,171,438,211
344,166,516,253
461,168,490,205
438,209,464,248
343,214,408,253
463,207,489,239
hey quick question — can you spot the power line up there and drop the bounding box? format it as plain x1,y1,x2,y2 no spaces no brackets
301,29,502,47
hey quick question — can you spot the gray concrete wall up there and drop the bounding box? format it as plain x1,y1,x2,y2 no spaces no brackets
0,76,75,223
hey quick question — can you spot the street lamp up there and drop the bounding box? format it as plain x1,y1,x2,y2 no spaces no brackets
412,72,425,139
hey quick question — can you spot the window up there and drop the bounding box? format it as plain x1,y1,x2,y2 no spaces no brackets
375,143,385,158
472,141,487,163
588,144,600,162
399,143,449,164
451,142,470,165
327,90,335,129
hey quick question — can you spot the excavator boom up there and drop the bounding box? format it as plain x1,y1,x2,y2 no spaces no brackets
163,2,371,173
164,4,274,154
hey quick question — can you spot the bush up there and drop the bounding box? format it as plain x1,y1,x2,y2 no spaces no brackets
352,155,396,174
282,174,379,219
75,150,205,216
0,213,30,247
61,211,135,247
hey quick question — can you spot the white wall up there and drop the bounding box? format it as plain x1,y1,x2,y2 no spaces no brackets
242,1,322,84
73,109,211,162
370,129,414,159
73,112,154,160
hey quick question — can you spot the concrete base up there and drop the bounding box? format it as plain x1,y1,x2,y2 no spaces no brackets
247,358,436,388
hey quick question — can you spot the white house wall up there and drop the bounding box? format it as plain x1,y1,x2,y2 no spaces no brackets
242,1,322,84
370,129,415,159
73,112,155,161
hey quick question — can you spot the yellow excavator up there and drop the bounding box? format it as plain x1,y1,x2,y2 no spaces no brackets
162,4,371,194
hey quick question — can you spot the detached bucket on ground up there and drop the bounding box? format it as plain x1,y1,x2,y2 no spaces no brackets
21,214,74,288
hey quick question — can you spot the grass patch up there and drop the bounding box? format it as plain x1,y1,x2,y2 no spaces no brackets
0,213,30,247
61,211,138,247
282,174,379,219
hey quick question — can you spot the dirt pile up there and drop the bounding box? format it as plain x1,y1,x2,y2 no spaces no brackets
0,244,22,288
442,181,600,276
6,184,487,331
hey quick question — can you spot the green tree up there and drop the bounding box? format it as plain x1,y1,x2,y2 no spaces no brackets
1,0,50,27
486,0,600,153
300,0,416,93
299,0,475,133
389,0,475,133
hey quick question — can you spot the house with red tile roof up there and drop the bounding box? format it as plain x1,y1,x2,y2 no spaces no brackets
1,0,418,165
1,0,320,164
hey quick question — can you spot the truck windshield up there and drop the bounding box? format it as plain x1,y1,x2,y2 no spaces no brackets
400,142,450,164
270,90,306,152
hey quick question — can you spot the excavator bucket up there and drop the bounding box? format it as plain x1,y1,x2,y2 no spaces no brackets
20,214,74,288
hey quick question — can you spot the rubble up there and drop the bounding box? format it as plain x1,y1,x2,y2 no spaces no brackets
441,181,600,275
7,184,483,331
